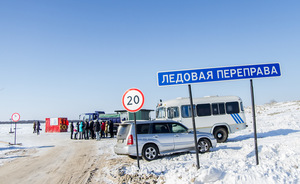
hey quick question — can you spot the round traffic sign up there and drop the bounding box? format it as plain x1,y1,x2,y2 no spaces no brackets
122,88,144,112
11,113,20,122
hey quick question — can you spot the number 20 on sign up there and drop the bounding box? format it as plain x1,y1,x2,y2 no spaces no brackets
122,88,144,112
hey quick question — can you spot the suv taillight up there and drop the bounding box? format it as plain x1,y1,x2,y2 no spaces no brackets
127,134,134,145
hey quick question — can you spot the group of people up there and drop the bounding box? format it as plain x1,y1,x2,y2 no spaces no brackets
70,120,115,141
33,121,41,135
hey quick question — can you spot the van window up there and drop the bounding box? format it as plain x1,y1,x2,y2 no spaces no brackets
226,102,240,114
196,104,211,116
219,103,226,114
167,106,179,119
156,107,166,119
181,105,196,118
137,124,150,134
240,102,244,112
212,103,226,115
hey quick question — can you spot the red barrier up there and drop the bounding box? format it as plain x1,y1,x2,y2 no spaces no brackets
45,118,69,132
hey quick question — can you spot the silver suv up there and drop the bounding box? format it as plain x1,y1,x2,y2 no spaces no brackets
114,120,217,161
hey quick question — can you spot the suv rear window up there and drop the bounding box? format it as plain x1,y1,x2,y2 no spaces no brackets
117,124,131,139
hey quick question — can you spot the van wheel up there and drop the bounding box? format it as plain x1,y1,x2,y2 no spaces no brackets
214,127,228,143
142,144,158,161
198,139,211,153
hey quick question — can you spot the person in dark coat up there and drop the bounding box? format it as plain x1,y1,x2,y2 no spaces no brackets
89,120,95,139
70,122,74,139
94,120,101,141
74,122,79,139
33,121,36,133
85,120,89,140
36,121,41,135
109,120,114,138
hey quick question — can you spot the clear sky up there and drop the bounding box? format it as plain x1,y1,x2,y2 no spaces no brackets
0,0,299,121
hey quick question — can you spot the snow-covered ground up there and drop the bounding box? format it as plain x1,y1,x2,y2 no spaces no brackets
1,101,300,183
0,123,69,166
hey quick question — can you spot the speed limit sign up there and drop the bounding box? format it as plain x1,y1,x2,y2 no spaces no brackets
12,113,21,122
122,88,144,112
122,88,144,169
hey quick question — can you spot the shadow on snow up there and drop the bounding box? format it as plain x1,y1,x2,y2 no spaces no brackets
228,129,300,142
0,145,55,152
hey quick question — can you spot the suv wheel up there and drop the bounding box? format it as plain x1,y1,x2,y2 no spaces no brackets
214,127,228,143
198,139,211,153
142,144,158,161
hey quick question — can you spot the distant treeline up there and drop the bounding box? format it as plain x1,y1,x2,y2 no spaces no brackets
0,120,45,124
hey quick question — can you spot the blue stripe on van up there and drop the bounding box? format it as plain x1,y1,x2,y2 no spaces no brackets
235,114,244,124
231,114,244,124
231,114,239,124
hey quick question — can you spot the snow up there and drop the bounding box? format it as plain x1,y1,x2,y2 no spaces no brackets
1,100,300,183
0,124,69,166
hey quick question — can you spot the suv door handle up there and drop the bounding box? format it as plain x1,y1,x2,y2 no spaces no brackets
153,135,158,138
174,134,179,137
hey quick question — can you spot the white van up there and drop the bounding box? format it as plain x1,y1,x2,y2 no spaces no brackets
156,96,247,143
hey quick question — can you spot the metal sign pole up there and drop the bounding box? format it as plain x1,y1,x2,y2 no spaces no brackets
250,79,259,165
14,121,17,145
188,84,200,169
11,113,21,145
134,112,140,169
122,88,144,170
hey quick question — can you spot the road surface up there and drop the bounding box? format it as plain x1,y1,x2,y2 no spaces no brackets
0,138,134,184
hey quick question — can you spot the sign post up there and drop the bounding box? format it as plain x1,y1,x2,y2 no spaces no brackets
122,88,145,169
157,63,281,166
250,79,259,165
11,113,21,145
188,84,200,169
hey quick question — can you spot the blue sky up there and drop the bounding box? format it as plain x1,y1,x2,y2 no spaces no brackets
0,0,299,121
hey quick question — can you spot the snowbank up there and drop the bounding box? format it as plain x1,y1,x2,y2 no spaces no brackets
113,101,300,183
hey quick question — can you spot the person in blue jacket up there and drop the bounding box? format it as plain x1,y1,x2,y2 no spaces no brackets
79,121,84,139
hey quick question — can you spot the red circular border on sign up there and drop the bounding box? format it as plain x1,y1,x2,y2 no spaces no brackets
122,88,145,112
11,113,20,122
